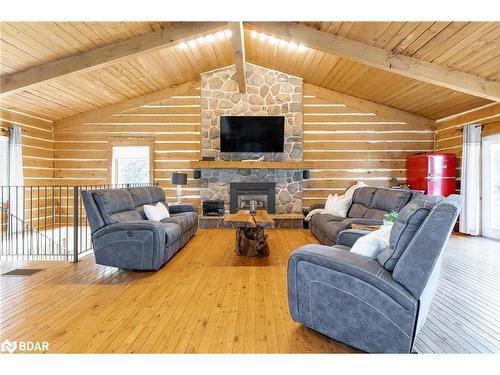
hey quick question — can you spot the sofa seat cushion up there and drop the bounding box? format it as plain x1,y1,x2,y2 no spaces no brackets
161,212,197,233
161,222,183,247
310,213,344,230
377,195,443,271
93,189,140,225
321,221,351,243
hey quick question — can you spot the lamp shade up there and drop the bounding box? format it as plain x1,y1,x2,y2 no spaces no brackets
171,172,187,185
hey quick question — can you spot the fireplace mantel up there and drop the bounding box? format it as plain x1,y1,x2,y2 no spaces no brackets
190,161,313,169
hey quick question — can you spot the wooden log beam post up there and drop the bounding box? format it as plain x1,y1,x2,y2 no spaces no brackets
228,22,247,93
1,22,226,98
249,22,500,101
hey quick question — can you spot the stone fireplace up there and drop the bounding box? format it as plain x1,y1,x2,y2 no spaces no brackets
230,182,276,214
199,63,305,219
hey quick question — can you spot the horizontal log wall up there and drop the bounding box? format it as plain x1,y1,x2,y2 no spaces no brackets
0,108,56,229
52,85,201,216
302,84,435,208
434,103,500,194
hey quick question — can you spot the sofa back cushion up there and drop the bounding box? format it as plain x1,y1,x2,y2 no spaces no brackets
377,195,443,271
129,187,153,219
347,187,377,218
93,189,141,225
147,186,166,203
392,195,462,299
372,188,412,213
347,187,414,220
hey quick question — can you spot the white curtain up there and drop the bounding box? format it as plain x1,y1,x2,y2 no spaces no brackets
459,124,481,235
9,126,24,221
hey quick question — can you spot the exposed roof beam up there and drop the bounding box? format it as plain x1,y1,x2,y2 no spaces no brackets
304,83,434,128
1,22,225,98
249,22,500,102
54,81,200,130
228,22,247,93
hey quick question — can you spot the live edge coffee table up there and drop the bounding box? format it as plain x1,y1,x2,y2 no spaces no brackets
224,210,274,257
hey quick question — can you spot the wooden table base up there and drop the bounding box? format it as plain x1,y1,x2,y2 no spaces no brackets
235,226,270,257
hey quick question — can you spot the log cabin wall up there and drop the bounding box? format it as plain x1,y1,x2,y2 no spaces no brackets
302,84,436,208
434,103,500,194
0,107,55,229
52,84,202,211
0,108,55,185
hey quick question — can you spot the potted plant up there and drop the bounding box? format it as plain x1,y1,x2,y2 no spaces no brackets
383,211,398,226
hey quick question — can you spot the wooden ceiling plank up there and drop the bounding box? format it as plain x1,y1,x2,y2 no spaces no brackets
402,22,451,56
54,80,200,130
392,22,434,54
1,22,225,97
431,23,498,64
249,22,500,101
412,22,469,59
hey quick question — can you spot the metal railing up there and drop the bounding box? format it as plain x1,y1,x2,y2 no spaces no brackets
0,183,152,262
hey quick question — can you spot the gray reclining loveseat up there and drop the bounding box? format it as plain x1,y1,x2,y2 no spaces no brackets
81,186,198,270
288,194,462,353
309,187,422,246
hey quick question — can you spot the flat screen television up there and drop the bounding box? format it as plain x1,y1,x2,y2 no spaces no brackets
220,116,285,153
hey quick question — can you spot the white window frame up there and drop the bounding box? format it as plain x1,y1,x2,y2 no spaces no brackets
107,138,154,185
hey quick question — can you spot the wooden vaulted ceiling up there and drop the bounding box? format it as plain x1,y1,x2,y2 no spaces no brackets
0,21,499,121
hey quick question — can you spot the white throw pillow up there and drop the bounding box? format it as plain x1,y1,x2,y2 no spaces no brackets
144,202,170,221
350,224,392,258
324,194,351,217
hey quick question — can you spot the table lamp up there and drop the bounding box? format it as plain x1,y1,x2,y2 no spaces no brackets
171,172,187,204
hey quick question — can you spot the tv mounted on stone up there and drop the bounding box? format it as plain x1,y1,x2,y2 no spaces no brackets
220,116,285,153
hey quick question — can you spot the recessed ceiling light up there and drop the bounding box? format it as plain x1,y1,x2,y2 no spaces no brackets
251,30,258,39
179,42,188,49
225,29,232,38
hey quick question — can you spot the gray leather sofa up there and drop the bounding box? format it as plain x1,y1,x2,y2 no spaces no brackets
309,187,422,245
81,186,198,271
288,194,462,353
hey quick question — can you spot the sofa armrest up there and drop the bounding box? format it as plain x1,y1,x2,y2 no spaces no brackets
309,203,325,211
92,221,166,270
288,245,415,309
93,220,164,238
336,229,371,247
168,203,197,214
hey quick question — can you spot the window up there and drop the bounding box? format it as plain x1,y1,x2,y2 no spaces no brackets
0,135,8,186
112,146,151,185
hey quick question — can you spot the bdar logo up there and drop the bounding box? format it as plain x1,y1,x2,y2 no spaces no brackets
1,339,17,354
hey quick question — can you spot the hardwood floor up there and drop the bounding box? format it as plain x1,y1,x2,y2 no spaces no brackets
0,229,499,354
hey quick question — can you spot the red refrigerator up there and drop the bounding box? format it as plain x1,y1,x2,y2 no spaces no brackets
407,153,457,197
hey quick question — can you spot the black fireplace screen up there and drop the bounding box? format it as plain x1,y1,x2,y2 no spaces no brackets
229,182,276,214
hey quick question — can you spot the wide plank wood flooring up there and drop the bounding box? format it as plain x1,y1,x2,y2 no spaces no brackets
0,229,499,353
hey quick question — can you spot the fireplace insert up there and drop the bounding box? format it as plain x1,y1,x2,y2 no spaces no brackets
229,182,276,214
